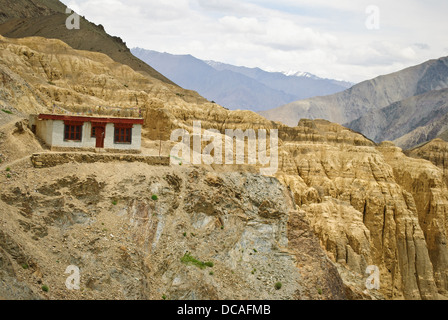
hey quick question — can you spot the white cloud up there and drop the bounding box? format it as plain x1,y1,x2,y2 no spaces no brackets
61,0,448,83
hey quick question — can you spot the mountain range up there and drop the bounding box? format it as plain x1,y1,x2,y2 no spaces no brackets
131,48,352,112
260,56,448,149
2,0,448,301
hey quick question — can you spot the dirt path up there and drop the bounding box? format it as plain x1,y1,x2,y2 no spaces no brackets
0,154,34,171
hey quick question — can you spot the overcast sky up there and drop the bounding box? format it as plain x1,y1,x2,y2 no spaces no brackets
62,0,448,83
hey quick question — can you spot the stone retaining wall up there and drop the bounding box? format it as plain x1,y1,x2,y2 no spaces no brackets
30,152,170,168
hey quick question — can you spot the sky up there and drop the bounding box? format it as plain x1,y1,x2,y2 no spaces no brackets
62,0,448,83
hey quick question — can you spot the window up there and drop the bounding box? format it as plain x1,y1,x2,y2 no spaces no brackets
114,127,132,144
91,126,96,138
64,124,82,141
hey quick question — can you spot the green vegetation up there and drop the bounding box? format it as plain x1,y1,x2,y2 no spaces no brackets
1,109,13,114
162,295,167,300
6,174,11,179
275,282,282,290
42,285,49,292
253,249,258,253
318,288,323,295
5,167,10,172
47,81,56,86
209,271,214,276
251,269,256,275
22,263,29,269
181,252,214,270
183,232,187,237
151,194,158,201
112,200,118,205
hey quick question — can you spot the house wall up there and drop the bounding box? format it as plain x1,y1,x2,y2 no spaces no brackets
33,117,54,146
51,120,96,148
31,116,142,151
104,123,142,150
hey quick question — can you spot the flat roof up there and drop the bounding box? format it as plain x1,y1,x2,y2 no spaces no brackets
38,114,144,125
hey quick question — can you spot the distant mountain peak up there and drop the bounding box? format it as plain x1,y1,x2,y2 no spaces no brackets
282,70,318,79
133,48,353,112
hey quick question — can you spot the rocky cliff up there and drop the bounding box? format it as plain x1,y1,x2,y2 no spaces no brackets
1,32,448,300
0,35,208,116
0,152,348,300
0,0,179,86
346,88,448,149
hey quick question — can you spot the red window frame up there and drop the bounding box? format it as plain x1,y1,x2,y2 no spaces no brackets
64,122,83,141
114,124,133,144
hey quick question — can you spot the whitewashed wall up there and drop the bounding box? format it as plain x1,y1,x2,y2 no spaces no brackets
34,118,142,151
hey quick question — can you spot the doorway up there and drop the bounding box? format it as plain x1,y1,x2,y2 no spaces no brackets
94,125,106,148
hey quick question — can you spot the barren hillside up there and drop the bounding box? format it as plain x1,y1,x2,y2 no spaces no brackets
1,32,448,301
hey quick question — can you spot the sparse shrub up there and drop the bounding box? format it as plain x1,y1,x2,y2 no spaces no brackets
1,109,13,114
220,226,224,230
251,269,256,275
6,174,11,179
275,282,282,290
183,232,187,237
112,200,118,205
151,194,158,201
42,285,49,292
162,295,167,300
209,271,214,276
5,167,10,172
181,252,213,270
253,249,258,253
318,288,323,295
22,263,29,269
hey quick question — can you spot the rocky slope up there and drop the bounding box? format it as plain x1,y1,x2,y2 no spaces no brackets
0,132,347,299
346,88,448,149
0,0,188,88
273,122,448,300
406,139,448,186
1,16,448,300
260,56,448,128
0,35,209,116
3,112,448,300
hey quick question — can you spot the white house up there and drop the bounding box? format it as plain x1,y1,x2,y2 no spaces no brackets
29,114,143,153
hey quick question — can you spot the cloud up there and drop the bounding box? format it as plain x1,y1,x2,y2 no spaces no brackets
60,0,448,83
413,43,430,50
218,16,265,34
